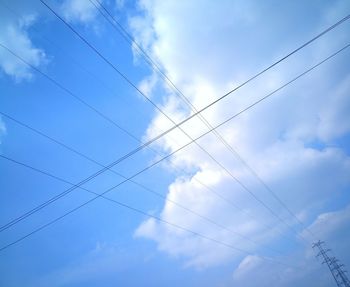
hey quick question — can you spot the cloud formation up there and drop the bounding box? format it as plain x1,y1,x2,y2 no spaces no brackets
233,255,263,279
0,3,47,81
130,0,350,276
231,205,350,287
60,0,99,24
0,117,6,146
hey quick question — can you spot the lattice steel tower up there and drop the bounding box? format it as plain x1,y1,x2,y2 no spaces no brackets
313,241,350,287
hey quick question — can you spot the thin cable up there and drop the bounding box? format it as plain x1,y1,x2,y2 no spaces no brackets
0,18,294,240
0,3,246,217
0,3,251,221
0,154,284,255
89,0,165,72
39,0,314,241
0,0,252,217
0,111,294,243
91,0,348,240
5,1,350,242
1,43,347,253
0,41,302,242
6,3,348,236
0,176,297,271
0,47,139,143
0,42,273,235
38,0,350,153
1,41,347,243
0,1,285,232
0,0,131,114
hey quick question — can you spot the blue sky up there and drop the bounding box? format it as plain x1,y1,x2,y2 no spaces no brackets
0,0,350,286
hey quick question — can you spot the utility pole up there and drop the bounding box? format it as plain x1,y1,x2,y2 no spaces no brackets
312,240,350,287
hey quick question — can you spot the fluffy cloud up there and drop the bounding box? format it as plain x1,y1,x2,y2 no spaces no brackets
0,117,6,146
115,0,125,10
304,204,350,250
130,0,350,276
60,0,99,24
231,205,350,287
0,2,47,82
233,255,263,279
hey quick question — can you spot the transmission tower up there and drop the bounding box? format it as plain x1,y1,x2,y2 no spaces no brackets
313,240,350,287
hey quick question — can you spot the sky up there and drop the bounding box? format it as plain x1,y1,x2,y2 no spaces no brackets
0,0,350,286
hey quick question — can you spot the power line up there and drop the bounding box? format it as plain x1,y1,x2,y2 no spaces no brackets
0,111,296,244
0,154,284,255
0,187,298,271
88,0,167,77
0,162,298,271
1,9,296,242
38,1,350,146
0,42,285,241
0,2,252,223
0,0,348,276
1,43,347,252
0,0,130,114
92,0,305,234
90,0,348,240
0,46,141,143
0,110,273,234
2,1,348,244
38,0,343,241
0,41,298,242
0,1,288,237
0,2,266,223
0,41,347,248
0,163,295,268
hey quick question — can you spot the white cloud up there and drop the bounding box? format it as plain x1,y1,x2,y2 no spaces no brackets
115,0,125,10
303,204,350,250
130,0,350,274
234,205,350,287
0,118,6,134
317,75,350,141
0,117,6,146
61,0,99,24
116,13,350,287
0,6,47,82
233,255,262,279
138,73,158,98
231,253,316,287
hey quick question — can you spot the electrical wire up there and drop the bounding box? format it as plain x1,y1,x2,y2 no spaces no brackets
0,111,297,244
38,0,346,242
0,43,285,240
90,0,349,240
2,0,348,246
0,169,298,270
1,42,347,253
0,1,259,220
0,40,304,243
0,0,289,237
0,154,285,255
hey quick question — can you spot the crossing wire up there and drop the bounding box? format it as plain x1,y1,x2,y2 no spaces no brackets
89,0,349,240
1,42,348,253
0,1,252,221
0,154,285,255
0,160,299,271
0,43,288,241
1,40,300,243
0,1,267,222
39,0,350,241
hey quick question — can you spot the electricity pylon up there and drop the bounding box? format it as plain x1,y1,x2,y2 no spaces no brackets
313,240,350,287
